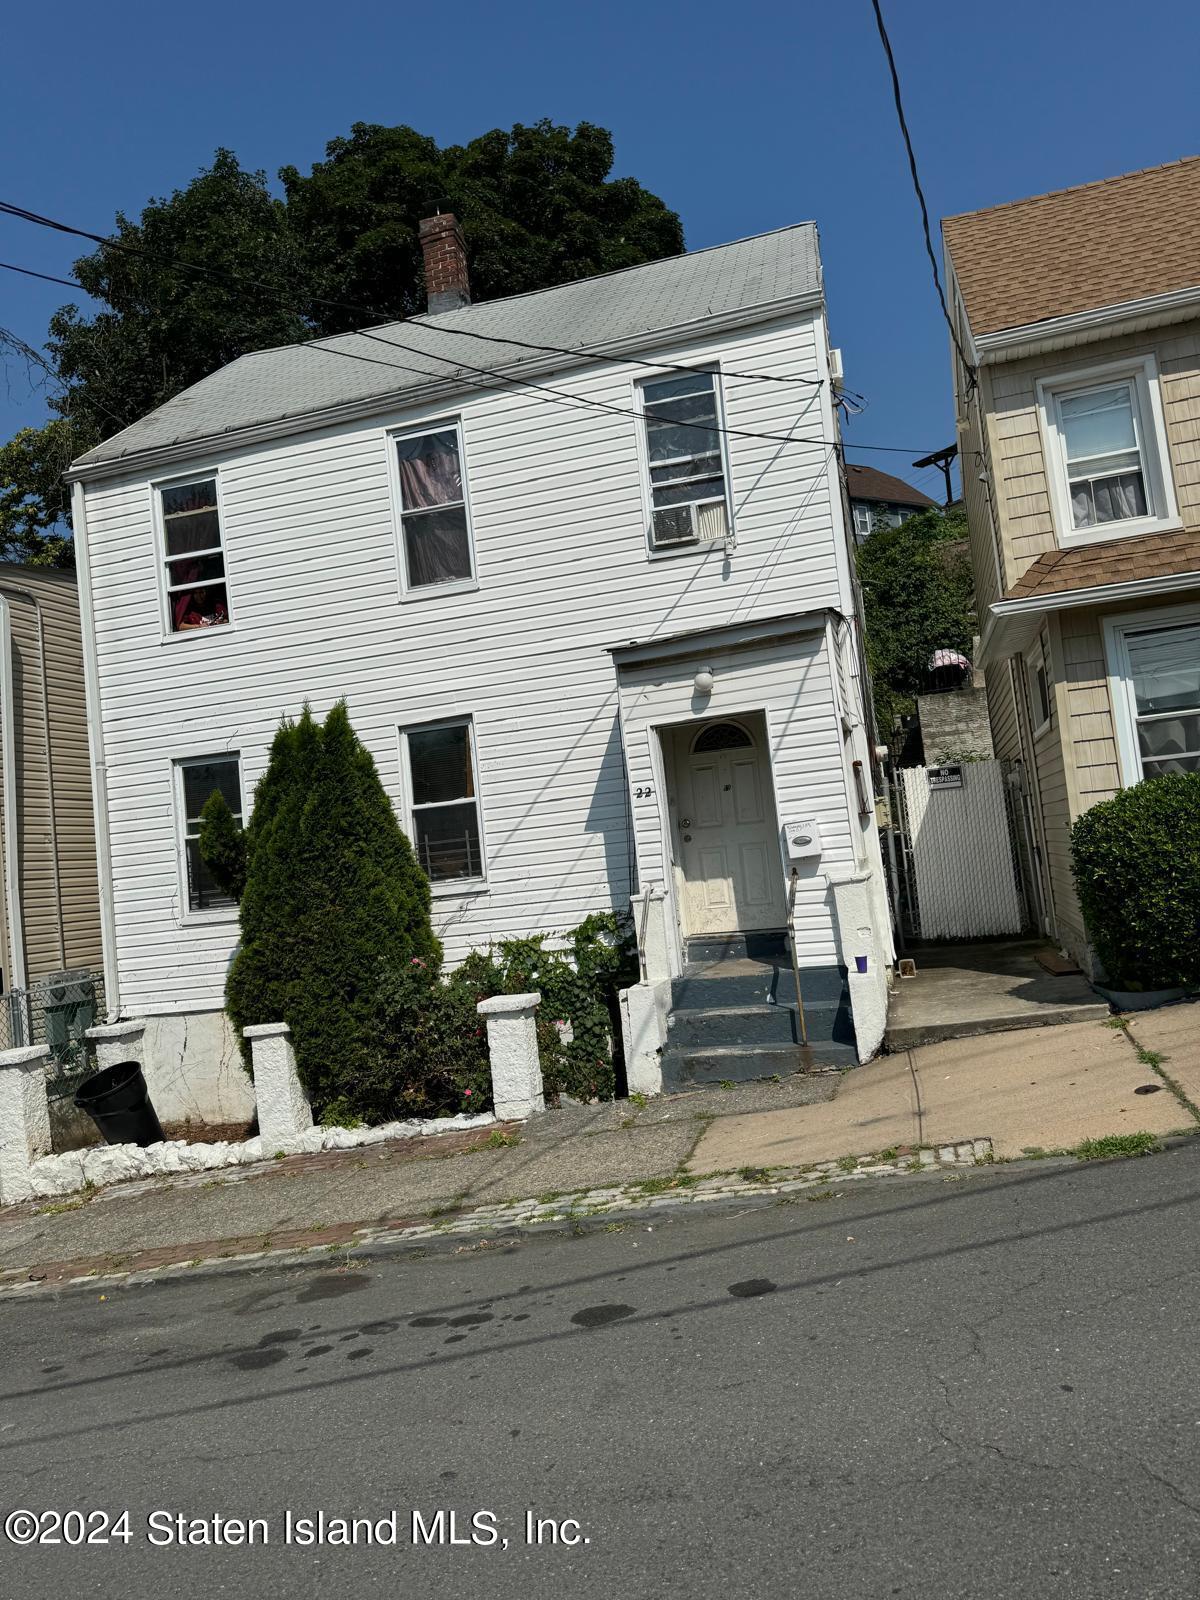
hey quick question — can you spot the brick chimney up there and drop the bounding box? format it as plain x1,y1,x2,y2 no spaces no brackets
419,213,471,314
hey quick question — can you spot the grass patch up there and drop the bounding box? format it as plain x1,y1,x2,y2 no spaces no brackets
718,1080,735,1091
629,1092,649,1111
1073,1131,1161,1161
836,1154,859,1173
636,1176,676,1196
875,1146,900,1162
737,1165,772,1184
483,1129,520,1150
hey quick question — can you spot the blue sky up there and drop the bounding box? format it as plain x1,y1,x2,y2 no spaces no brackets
2,0,1198,502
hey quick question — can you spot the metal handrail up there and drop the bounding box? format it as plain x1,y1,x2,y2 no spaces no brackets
636,888,652,984
786,869,810,1048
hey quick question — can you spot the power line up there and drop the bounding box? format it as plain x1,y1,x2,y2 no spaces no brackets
868,0,977,387
0,253,932,455
0,197,843,393
0,259,79,289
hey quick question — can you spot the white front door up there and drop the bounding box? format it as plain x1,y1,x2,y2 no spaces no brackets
671,719,786,936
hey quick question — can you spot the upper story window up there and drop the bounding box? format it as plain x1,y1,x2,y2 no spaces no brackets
159,478,230,632
1037,357,1179,548
402,719,485,887
393,424,476,593
639,371,731,551
176,753,242,914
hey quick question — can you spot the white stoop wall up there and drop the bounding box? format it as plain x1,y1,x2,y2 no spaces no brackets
79,314,852,1034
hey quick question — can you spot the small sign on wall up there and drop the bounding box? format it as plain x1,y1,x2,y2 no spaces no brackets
927,763,964,790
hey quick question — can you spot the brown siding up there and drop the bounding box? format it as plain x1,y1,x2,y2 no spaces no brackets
0,569,101,985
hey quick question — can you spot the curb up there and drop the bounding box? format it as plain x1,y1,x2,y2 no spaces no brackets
0,1138,994,1300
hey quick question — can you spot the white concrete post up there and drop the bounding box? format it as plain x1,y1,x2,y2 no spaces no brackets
0,1044,52,1204
630,885,673,983
85,1018,146,1070
827,870,890,1064
477,992,544,1121
243,1023,313,1148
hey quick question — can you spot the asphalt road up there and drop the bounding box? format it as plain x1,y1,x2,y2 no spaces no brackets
1,1146,1198,1599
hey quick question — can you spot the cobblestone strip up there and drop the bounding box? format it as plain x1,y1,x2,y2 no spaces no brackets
0,1139,992,1298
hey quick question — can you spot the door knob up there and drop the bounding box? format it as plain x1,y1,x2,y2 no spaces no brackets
683,834,692,842
680,817,691,827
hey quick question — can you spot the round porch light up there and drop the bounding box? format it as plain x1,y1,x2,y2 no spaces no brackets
693,669,715,695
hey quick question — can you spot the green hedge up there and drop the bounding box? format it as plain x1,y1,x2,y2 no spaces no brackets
1070,772,1200,991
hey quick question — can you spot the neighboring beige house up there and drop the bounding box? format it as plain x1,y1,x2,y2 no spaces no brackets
943,157,1200,968
0,565,102,1014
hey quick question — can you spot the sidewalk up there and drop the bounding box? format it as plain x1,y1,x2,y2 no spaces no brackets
2,1004,1196,1291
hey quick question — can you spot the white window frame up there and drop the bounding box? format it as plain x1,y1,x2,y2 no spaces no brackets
386,418,479,601
1103,600,1200,785
1027,635,1052,735
633,365,735,558
1036,355,1179,549
398,716,488,895
172,751,244,924
151,468,235,642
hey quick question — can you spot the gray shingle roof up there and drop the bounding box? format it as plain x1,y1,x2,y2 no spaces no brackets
73,224,821,473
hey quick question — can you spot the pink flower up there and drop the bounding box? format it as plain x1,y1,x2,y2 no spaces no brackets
464,1089,472,1096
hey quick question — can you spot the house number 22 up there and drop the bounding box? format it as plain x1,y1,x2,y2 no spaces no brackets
634,785,654,799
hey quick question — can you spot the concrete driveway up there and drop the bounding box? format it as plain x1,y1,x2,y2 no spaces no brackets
690,1004,1199,1171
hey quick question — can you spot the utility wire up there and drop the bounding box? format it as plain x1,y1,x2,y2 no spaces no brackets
0,253,929,455
0,197,845,392
868,0,977,387
0,259,79,289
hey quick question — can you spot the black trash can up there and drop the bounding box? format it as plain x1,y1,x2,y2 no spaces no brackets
74,1061,164,1148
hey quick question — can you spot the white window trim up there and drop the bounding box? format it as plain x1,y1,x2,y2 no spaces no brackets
1036,354,1180,549
386,418,480,601
1103,600,1200,785
632,364,735,560
1027,635,1052,736
150,467,236,643
397,716,488,897
172,751,244,925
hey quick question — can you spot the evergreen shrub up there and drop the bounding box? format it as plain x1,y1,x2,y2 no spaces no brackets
1070,772,1200,991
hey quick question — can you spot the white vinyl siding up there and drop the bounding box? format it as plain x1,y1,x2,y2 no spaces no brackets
79,312,849,1010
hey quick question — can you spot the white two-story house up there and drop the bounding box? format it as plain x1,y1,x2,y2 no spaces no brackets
67,217,892,1124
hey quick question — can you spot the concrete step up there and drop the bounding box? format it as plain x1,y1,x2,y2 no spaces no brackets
685,930,789,965
662,1042,858,1089
671,961,849,1011
668,1004,811,1048
884,1002,1110,1052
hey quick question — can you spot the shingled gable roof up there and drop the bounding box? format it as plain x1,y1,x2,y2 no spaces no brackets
943,157,1200,338
71,224,822,475
1002,528,1200,601
845,464,935,509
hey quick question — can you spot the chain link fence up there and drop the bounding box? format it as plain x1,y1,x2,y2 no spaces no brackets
0,970,105,1102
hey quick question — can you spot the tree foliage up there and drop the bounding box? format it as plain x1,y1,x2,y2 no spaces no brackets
1,123,683,558
855,505,976,739
282,119,685,334
0,421,78,565
1070,772,1200,991
212,702,440,1115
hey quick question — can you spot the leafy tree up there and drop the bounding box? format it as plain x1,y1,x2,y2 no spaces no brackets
209,702,440,1114
0,420,79,565
283,119,684,334
855,504,976,740
197,787,248,901
46,150,310,450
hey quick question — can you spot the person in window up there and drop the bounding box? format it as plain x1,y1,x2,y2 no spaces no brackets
173,582,229,630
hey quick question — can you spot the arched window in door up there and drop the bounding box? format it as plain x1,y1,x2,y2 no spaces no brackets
692,720,754,754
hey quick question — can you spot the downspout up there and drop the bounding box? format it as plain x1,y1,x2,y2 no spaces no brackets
30,596,65,968
0,595,27,993
70,481,121,1019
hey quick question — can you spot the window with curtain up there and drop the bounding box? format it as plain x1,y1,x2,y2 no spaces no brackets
405,721,484,882
160,478,230,632
1055,382,1148,529
178,754,242,912
395,427,474,589
1126,622,1200,777
639,371,730,549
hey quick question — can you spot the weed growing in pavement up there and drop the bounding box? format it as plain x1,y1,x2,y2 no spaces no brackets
1074,1132,1161,1160
837,1155,859,1173
737,1166,772,1184
718,1080,735,1090
483,1129,520,1150
629,1092,648,1111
